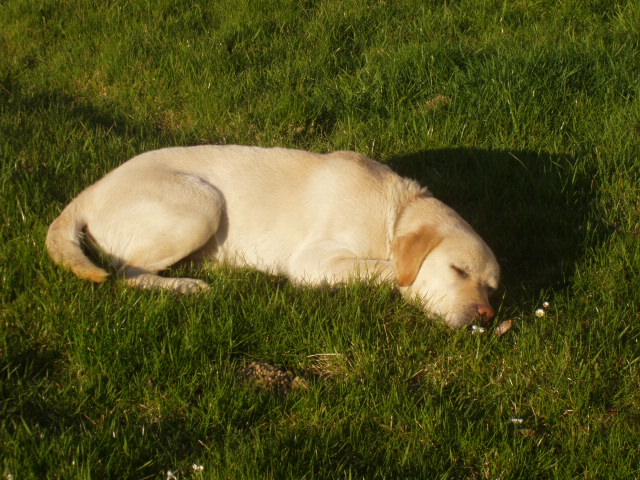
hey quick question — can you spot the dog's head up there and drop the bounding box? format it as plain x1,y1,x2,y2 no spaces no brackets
393,197,500,328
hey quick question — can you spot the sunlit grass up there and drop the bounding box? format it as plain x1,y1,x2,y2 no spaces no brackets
1,0,639,478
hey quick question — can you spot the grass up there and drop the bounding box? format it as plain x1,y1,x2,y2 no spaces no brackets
1,0,639,478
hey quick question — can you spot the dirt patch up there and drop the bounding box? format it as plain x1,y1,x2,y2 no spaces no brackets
241,361,308,395
421,94,451,112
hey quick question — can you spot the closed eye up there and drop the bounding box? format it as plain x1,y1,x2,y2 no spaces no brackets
451,265,469,279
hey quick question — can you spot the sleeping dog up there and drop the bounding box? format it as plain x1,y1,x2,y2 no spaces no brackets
47,146,499,328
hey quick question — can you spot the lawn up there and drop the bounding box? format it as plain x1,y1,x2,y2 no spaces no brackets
1,0,639,478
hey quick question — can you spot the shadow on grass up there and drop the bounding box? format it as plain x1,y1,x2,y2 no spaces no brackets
0,75,134,138
390,149,600,310
1,345,62,383
0,346,73,438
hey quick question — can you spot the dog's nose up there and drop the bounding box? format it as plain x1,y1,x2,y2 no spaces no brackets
476,304,496,325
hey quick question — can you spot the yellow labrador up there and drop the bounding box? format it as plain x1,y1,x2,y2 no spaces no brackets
46,146,499,328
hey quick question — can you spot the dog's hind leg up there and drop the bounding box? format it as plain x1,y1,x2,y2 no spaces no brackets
90,172,225,293
123,268,211,293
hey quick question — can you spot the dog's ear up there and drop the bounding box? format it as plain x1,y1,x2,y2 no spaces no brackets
393,226,441,286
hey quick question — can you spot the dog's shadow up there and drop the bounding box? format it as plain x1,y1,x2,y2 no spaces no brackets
389,149,599,310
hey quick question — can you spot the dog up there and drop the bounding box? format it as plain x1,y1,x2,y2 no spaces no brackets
46,145,499,328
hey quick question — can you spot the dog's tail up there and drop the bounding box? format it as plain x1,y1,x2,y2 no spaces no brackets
46,203,109,283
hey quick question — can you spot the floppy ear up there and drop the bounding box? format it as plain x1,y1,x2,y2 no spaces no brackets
393,226,441,286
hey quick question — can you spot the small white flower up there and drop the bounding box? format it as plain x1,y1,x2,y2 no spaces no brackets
542,301,550,308
535,308,545,317
471,325,486,334
192,464,204,472
510,418,524,424
166,471,177,480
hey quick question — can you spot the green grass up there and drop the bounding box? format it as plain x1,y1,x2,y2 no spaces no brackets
1,0,639,478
